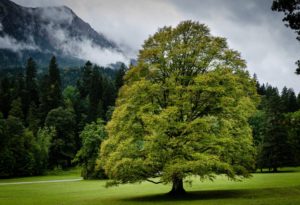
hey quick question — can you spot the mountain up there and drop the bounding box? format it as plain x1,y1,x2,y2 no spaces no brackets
0,0,125,68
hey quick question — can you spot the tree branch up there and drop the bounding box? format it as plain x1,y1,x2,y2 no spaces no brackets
146,179,163,184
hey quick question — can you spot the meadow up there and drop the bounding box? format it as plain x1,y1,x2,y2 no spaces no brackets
0,168,300,205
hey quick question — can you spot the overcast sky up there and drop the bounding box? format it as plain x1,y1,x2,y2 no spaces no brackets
13,0,300,93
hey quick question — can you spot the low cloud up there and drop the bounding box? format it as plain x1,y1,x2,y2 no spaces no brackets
0,21,39,52
0,34,39,52
43,22,129,66
68,39,129,66
58,33,129,66
38,7,130,66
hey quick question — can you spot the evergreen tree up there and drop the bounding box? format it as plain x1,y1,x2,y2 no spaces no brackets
27,103,40,136
0,114,14,177
115,63,127,90
281,87,298,112
39,74,50,122
24,57,39,115
102,77,116,119
14,73,28,121
87,66,103,122
48,56,62,109
39,56,63,122
78,61,93,99
0,77,12,118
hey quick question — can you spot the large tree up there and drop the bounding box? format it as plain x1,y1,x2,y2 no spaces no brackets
100,21,258,195
272,0,300,74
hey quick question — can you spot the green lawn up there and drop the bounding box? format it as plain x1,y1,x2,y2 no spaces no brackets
1,168,300,205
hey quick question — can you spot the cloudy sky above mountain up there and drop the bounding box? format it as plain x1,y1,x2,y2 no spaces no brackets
13,0,300,92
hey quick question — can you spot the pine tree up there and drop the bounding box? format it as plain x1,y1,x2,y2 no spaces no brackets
48,56,62,109
0,77,12,118
39,74,50,122
13,73,27,120
27,103,40,136
78,61,93,99
281,87,298,113
25,57,39,109
115,63,127,90
39,56,63,122
87,66,103,122
102,77,116,119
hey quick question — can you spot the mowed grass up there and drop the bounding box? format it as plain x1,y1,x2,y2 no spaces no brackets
1,168,300,205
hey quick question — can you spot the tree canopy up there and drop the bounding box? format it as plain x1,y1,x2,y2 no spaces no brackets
100,21,259,195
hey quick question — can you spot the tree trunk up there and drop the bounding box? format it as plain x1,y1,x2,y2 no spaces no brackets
168,176,186,195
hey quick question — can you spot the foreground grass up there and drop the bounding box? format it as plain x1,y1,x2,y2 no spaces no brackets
1,168,300,205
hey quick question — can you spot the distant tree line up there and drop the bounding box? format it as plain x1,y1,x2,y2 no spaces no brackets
250,76,300,172
0,56,126,178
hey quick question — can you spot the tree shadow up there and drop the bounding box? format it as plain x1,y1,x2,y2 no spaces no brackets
121,186,300,202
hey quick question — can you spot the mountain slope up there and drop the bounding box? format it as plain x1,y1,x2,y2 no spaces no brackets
0,0,124,68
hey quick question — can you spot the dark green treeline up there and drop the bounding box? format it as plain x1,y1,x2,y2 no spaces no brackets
0,57,126,177
250,77,300,172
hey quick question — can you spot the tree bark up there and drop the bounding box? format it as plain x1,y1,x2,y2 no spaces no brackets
168,176,186,195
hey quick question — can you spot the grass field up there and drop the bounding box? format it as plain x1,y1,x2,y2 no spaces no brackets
1,168,300,205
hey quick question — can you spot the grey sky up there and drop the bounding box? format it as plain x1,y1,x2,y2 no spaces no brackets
13,0,300,93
